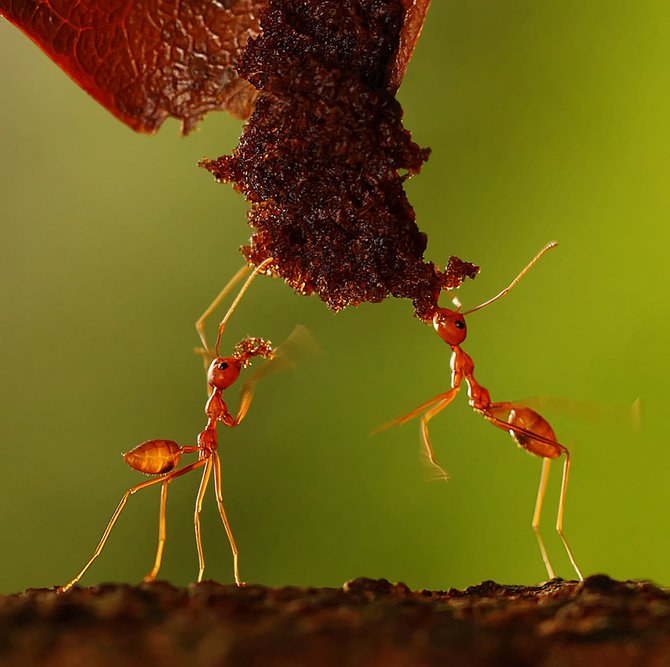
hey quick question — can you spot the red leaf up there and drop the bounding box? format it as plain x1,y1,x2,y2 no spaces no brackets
1,0,427,134
0,0,267,134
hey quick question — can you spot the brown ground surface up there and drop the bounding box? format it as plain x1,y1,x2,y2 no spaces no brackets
1,575,668,666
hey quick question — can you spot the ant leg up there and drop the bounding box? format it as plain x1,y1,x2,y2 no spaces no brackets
213,257,273,357
196,264,250,361
372,388,460,435
194,457,213,582
557,453,583,581
233,324,319,426
420,394,460,481
143,480,168,583
482,405,581,579
532,457,557,580
212,451,244,586
57,459,207,593
235,389,254,427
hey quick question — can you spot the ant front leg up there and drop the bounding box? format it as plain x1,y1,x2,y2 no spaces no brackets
419,391,461,481
374,388,461,481
195,264,251,360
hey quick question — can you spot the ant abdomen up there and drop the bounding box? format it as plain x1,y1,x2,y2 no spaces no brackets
123,439,182,474
508,408,561,459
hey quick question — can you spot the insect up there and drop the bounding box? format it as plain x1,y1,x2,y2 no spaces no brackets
58,258,277,592
377,242,583,581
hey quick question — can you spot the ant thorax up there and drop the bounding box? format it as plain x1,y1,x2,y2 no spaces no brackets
205,390,227,422
465,375,491,411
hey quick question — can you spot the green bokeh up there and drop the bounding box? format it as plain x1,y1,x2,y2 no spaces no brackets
1,2,668,594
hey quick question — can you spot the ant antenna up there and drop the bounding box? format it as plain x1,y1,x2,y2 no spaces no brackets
442,289,462,311
214,258,273,357
462,242,557,316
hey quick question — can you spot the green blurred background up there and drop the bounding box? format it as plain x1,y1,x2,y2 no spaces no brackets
1,2,667,594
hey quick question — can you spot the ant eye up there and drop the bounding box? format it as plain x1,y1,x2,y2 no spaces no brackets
218,362,229,370
455,320,465,329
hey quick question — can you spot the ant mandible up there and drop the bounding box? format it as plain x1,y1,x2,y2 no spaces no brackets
58,258,275,592
377,242,583,581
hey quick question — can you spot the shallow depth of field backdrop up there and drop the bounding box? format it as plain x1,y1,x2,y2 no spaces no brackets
1,2,668,594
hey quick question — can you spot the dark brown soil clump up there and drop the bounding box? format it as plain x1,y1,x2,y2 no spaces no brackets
202,0,478,319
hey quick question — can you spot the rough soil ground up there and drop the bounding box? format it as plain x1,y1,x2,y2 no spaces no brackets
1,575,668,666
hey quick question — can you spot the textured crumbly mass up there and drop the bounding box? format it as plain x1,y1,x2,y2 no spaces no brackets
202,0,477,319
233,336,275,366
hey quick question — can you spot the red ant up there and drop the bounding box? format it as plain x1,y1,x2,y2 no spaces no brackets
377,242,583,581
58,258,276,592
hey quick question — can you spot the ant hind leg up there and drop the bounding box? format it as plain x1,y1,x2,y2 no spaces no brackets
57,459,206,593
143,480,169,583
194,457,213,583
532,457,556,580
556,454,583,581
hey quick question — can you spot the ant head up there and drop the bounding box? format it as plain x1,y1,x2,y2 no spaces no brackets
433,308,467,346
208,356,242,390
